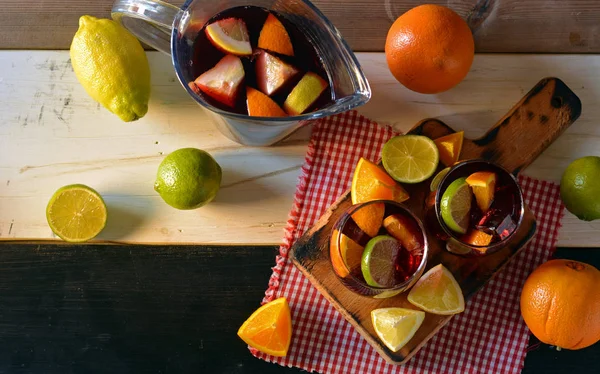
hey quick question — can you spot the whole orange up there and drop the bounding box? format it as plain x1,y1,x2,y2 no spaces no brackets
520,259,600,350
385,5,474,94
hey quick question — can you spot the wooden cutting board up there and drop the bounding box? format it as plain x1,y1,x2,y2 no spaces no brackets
289,77,581,365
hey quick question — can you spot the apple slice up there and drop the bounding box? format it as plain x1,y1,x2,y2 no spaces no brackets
246,87,287,117
205,18,252,56
255,50,300,96
258,13,294,56
283,72,328,115
190,55,245,107
382,214,423,252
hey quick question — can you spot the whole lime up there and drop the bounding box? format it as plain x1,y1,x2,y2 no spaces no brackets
154,148,222,210
560,156,600,221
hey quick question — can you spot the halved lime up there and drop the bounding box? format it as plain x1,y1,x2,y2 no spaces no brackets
46,184,107,242
361,235,400,287
381,135,439,184
430,167,451,192
440,177,472,234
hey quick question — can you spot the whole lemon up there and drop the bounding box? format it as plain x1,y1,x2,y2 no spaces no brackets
154,148,222,210
560,156,600,221
70,15,151,122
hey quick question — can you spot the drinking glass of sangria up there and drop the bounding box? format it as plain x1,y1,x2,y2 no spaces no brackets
329,200,429,298
430,159,525,256
112,0,371,146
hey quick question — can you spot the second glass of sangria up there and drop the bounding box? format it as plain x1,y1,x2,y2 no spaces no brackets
329,200,429,298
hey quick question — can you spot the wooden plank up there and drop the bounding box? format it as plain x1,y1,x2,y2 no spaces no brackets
0,242,597,373
2,0,600,52
1,51,599,246
290,77,580,364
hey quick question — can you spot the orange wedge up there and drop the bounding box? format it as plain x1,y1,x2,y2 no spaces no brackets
434,131,464,167
461,229,493,248
351,157,409,237
237,297,292,357
383,214,422,252
466,171,497,212
258,13,294,56
330,230,364,278
246,87,287,117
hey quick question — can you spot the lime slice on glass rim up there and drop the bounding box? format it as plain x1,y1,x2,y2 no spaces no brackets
430,167,451,192
361,235,401,288
440,177,472,235
381,135,439,184
46,184,107,242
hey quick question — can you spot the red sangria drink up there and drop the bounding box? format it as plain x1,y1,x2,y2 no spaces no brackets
434,159,525,256
187,6,333,117
330,200,428,298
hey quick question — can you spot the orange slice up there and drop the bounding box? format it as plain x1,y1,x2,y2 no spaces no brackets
351,158,409,204
434,131,464,167
330,230,364,278
466,171,496,212
461,229,493,248
350,157,409,237
382,214,422,252
246,87,287,117
205,18,252,56
258,13,294,56
237,297,292,357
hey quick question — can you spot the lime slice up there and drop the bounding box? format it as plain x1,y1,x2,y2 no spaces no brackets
430,167,451,192
361,235,400,287
381,135,439,184
371,307,425,352
440,177,471,234
407,264,465,315
46,184,107,242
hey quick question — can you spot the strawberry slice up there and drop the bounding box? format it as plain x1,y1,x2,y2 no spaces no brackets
205,18,252,56
190,55,245,108
255,50,300,96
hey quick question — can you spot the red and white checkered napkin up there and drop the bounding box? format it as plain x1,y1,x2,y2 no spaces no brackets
253,110,565,374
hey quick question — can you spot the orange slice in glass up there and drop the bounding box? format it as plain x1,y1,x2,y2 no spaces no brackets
330,230,365,278
461,229,493,248
205,17,252,56
434,131,464,167
237,297,292,357
466,171,497,212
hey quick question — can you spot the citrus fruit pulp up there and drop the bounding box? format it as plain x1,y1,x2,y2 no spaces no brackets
237,297,292,357
258,13,294,56
351,157,410,205
466,171,497,212
283,72,328,115
430,167,450,192
205,17,252,56
382,214,422,252
371,307,425,352
440,177,471,234
46,184,107,243
330,229,365,278
361,235,401,287
461,229,493,248
434,131,464,167
407,264,465,315
381,135,439,184
246,87,287,117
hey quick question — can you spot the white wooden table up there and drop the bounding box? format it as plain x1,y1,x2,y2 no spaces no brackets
1,51,598,246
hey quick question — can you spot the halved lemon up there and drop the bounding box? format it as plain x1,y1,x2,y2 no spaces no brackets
407,264,465,315
371,307,425,352
46,184,107,242
205,17,252,56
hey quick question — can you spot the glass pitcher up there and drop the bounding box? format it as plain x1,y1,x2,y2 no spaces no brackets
111,0,371,146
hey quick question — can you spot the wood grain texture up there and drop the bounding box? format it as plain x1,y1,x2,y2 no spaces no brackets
289,78,581,364
1,51,599,246
2,0,600,52
0,243,597,373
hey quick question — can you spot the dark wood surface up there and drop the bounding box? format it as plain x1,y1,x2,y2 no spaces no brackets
0,243,598,373
289,77,581,364
4,0,600,52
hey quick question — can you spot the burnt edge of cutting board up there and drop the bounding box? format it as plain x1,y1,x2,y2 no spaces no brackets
289,77,581,365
